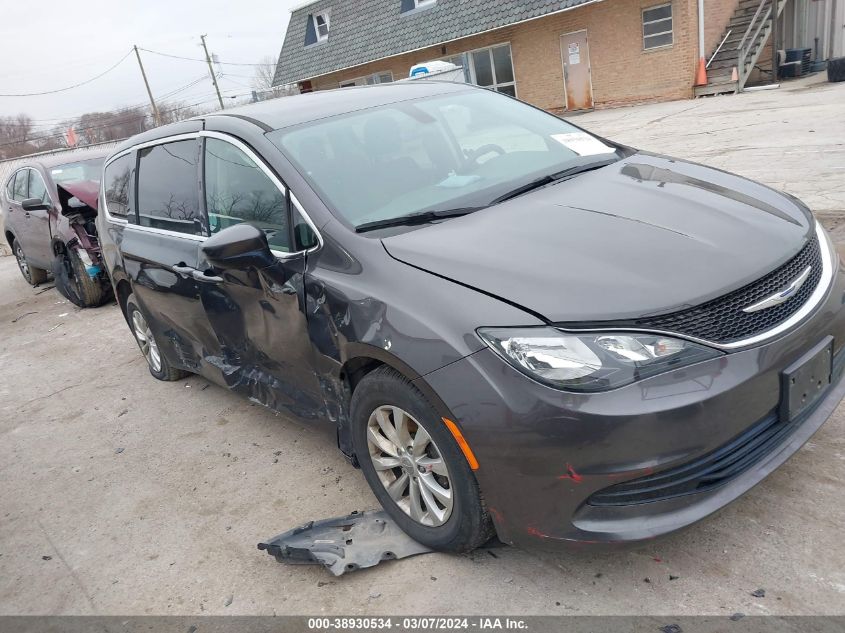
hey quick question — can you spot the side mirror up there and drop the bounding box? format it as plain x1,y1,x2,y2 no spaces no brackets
21,198,50,212
201,223,276,271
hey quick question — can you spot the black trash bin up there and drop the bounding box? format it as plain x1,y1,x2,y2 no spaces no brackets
829,57,845,82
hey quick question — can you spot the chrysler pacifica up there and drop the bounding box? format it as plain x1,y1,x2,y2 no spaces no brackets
97,82,845,552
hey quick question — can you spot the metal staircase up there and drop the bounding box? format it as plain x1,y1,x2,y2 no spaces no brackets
695,0,787,96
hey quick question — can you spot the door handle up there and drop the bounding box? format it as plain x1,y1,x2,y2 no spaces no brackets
24,212,31,218
191,269,223,283
171,264,223,283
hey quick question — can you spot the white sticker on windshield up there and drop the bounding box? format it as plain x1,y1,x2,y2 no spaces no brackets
51,169,63,174
551,132,614,156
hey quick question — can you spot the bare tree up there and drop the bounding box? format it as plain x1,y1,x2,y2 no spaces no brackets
0,115,36,159
252,55,299,101
157,100,204,126
78,107,149,145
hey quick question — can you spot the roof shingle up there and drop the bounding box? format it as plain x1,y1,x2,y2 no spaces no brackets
274,0,596,85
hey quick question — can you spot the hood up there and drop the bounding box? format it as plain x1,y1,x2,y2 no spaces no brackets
57,181,99,211
382,153,814,323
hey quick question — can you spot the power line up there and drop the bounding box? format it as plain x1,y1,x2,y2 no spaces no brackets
138,47,270,67
0,50,134,97
5,75,218,130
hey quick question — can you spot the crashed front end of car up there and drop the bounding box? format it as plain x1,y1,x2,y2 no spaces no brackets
53,179,111,307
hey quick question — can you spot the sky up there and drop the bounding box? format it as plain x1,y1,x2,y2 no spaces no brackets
0,0,299,129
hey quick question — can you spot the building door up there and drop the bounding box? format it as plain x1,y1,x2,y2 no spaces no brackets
560,30,593,111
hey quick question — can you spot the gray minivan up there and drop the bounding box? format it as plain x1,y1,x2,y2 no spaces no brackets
97,82,845,552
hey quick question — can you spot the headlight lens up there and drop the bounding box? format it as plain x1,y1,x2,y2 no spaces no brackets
477,327,721,392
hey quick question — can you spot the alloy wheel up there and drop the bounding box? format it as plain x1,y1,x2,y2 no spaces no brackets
366,405,453,527
14,243,31,283
131,308,162,373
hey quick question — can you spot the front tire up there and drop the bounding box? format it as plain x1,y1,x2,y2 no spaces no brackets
351,366,493,552
52,248,107,308
126,293,188,382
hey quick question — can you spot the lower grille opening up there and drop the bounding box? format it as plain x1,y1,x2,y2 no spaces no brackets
587,350,843,507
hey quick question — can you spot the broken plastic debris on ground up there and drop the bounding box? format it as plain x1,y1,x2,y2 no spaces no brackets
258,510,432,577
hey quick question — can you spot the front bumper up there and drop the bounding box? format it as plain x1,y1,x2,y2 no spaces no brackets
419,259,845,550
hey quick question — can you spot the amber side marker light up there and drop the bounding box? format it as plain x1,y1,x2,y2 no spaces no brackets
442,417,480,471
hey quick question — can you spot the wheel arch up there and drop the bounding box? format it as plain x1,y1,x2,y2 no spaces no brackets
5,229,17,248
114,279,133,321
51,237,67,256
334,343,458,460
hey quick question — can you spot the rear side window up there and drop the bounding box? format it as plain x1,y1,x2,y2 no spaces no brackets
12,170,28,201
204,137,290,252
137,140,203,236
103,154,134,219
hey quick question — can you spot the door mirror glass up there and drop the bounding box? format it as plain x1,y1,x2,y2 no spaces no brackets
21,197,50,212
201,223,276,271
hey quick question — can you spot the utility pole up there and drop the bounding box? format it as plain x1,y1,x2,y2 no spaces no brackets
200,35,225,110
134,45,161,127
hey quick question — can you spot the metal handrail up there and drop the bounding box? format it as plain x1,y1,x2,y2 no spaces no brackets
737,0,768,52
736,0,776,90
743,3,772,61
707,29,733,68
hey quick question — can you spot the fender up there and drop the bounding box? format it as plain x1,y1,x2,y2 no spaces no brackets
317,341,461,461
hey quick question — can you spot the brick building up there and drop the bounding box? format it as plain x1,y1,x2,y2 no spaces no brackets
273,0,844,111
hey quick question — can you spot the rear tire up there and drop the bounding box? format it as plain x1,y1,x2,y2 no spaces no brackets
13,239,48,286
125,293,188,382
350,366,493,552
52,248,107,308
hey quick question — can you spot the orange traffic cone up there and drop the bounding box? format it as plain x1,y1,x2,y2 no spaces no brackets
695,57,708,86
731,66,739,82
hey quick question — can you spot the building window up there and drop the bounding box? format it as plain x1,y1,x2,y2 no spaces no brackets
314,11,330,42
339,72,394,88
464,44,516,96
400,0,435,12
643,3,673,49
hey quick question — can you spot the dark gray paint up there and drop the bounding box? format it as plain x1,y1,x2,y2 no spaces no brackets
98,84,845,549
382,152,814,322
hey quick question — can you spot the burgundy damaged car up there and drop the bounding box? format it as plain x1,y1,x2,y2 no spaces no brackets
3,148,112,307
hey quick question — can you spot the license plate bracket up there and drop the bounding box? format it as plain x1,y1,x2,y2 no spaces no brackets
780,336,834,421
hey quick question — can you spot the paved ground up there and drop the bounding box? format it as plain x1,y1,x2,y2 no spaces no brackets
1,74,844,616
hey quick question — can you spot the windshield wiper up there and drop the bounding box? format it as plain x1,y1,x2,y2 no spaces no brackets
491,157,619,205
355,208,479,233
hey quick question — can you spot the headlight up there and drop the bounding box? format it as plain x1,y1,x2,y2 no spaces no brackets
477,327,722,392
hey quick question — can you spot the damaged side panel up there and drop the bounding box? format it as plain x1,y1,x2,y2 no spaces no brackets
301,228,546,457
122,219,329,425
196,252,327,421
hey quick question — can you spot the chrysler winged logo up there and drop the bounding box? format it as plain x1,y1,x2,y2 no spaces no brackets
742,266,813,313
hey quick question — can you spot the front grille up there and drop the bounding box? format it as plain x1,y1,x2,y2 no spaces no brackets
633,236,823,344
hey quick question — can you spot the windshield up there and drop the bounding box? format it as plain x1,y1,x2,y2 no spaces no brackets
268,89,620,229
50,158,104,186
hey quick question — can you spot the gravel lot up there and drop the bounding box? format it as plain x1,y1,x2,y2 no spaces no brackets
1,74,844,616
